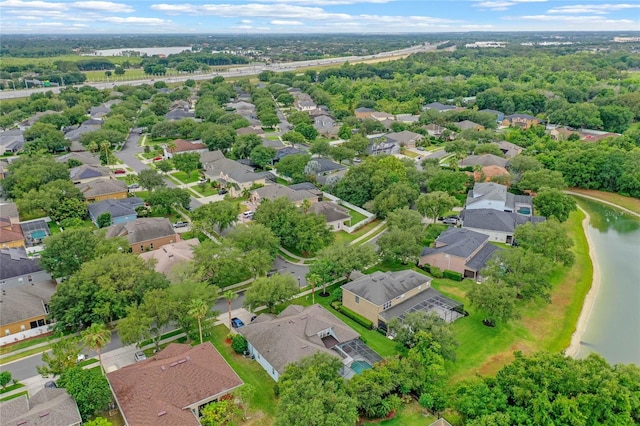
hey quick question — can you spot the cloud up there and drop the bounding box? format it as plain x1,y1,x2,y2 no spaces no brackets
241,19,253,23
0,0,65,10
473,0,546,11
15,15,43,20
514,14,634,24
270,19,303,25
102,16,170,24
151,3,351,20
254,0,392,4
547,3,640,14
72,1,134,13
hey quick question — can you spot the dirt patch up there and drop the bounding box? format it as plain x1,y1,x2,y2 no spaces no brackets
242,411,270,425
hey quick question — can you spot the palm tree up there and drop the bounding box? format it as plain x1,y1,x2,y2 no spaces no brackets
99,141,111,165
87,141,98,153
224,290,238,330
166,140,177,157
306,273,321,305
300,198,312,214
188,298,209,345
81,323,111,375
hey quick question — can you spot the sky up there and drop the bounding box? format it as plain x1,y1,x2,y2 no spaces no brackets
0,0,639,34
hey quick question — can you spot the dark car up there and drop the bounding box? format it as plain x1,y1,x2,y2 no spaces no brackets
44,381,57,388
231,317,245,328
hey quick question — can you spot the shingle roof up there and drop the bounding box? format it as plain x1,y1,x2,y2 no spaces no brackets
239,304,359,376
55,151,101,166
69,164,111,181
254,183,318,204
0,280,56,326
0,202,19,219
460,154,507,168
139,238,199,276
454,120,483,131
171,138,206,153
308,201,350,223
506,113,537,120
312,157,347,174
0,388,82,426
461,209,544,233
342,270,432,306
0,247,44,280
87,197,144,221
466,182,508,206
384,130,423,144
108,343,243,426
105,218,175,245
423,228,489,259
165,109,195,120
202,151,267,183
0,129,25,150
423,102,455,112
465,243,500,271
75,178,127,198
0,218,24,244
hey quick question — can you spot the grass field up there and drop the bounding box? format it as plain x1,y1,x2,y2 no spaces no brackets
0,382,25,395
170,170,200,184
567,188,640,215
334,219,382,245
343,205,368,225
0,55,143,68
0,390,28,402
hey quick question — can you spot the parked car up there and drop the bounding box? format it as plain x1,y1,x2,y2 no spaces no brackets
153,157,163,162
417,146,425,151
442,217,458,225
353,158,361,163
231,317,245,328
173,221,188,228
242,210,254,218
218,189,228,195
114,169,126,174
127,183,140,189
44,381,57,388
134,351,147,362
76,353,86,363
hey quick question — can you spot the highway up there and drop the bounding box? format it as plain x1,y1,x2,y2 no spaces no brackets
0,43,436,100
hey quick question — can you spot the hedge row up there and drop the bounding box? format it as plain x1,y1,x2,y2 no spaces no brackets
332,302,374,329
443,270,463,281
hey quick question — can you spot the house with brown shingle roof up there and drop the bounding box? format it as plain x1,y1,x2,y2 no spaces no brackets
139,238,199,278
108,342,243,426
0,216,25,248
75,178,128,202
163,139,208,159
105,217,177,254
0,388,82,426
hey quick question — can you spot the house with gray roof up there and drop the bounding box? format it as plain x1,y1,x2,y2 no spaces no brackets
69,164,112,184
384,130,423,149
0,278,56,342
75,178,128,202
422,102,456,113
89,104,110,119
366,136,400,156
342,270,461,328
0,129,25,155
0,388,82,426
395,114,420,124
466,182,533,216
495,141,523,159
313,115,339,137
240,304,375,381
459,154,508,169
105,217,177,253
461,208,545,244
87,197,144,227
308,201,350,231
249,183,319,207
201,150,269,198
0,247,51,286
165,109,195,121
418,228,500,280
454,120,485,132
55,151,101,166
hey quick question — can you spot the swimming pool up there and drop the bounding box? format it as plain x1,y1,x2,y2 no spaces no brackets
350,360,373,374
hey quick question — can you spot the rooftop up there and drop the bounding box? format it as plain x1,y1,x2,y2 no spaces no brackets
0,247,45,281
0,280,57,326
139,238,199,276
0,388,82,426
105,217,176,245
76,178,127,198
343,270,432,306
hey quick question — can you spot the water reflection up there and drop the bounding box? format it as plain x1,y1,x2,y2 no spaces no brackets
576,198,640,234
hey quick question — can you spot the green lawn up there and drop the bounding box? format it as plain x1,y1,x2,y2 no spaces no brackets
343,205,368,225
373,402,436,425
191,184,220,197
333,219,382,245
170,171,200,184
0,390,28,402
208,325,277,417
265,135,281,141
0,382,25,395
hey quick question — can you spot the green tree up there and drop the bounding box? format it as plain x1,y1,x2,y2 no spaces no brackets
338,123,352,140
599,104,634,133
172,152,201,179
201,399,241,426
37,336,82,377
467,279,520,326
377,228,422,265
223,290,238,331
49,253,169,331
293,212,334,255
234,384,256,419
192,200,239,233
250,145,276,169
0,371,12,388
514,220,575,266
200,123,236,152
275,153,311,183
386,208,424,233
533,187,577,222
137,168,166,192
81,323,111,375
96,212,112,228
508,155,543,175
372,182,419,218
388,311,458,360
168,281,219,341
310,139,331,157
84,417,113,426
226,223,280,257
57,367,112,421
188,298,209,345
281,130,306,147
518,169,566,192
117,288,175,351
416,191,458,223
243,274,298,313
343,133,369,155
155,159,173,174
484,248,553,301
147,187,191,214
276,353,357,426
2,157,69,199
426,170,472,195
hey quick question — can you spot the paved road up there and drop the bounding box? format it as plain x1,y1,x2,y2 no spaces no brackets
0,43,438,101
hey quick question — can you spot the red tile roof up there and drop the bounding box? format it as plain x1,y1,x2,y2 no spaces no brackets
0,218,24,245
108,343,243,426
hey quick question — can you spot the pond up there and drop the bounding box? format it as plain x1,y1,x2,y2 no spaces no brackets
575,197,640,365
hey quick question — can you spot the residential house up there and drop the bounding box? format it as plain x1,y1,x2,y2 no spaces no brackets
395,114,420,124
495,141,523,158
236,126,264,136
294,96,317,112
342,270,463,329
548,126,580,141
313,115,339,137
88,104,110,120
316,168,347,187
502,113,540,129
201,150,269,198
64,119,102,151
422,102,456,113
0,216,25,249
76,178,128,202
288,182,323,200
105,217,177,253
454,120,485,132
461,208,545,244
87,197,144,227
108,342,243,426
308,201,351,231
367,136,400,156
226,101,256,112
0,129,25,155
384,130,424,149
310,157,347,177
466,182,533,215
0,247,51,287
240,304,379,381
69,164,112,184
163,138,207,159
20,218,51,248
418,228,500,280
370,111,395,122
0,278,56,339
0,203,19,223
165,109,195,121
18,111,59,130
139,238,200,278
478,109,505,124
55,151,101,166
0,388,82,426
577,128,621,143
354,107,374,120
250,183,319,207
459,154,508,169
423,123,447,138
473,165,511,184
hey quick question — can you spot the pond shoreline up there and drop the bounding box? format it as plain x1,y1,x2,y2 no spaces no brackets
565,205,601,358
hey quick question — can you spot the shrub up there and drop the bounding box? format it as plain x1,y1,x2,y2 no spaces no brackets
231,334,248,354
430,266,443,278
339,305,373,329
443,270,463,281
331,287,343,302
